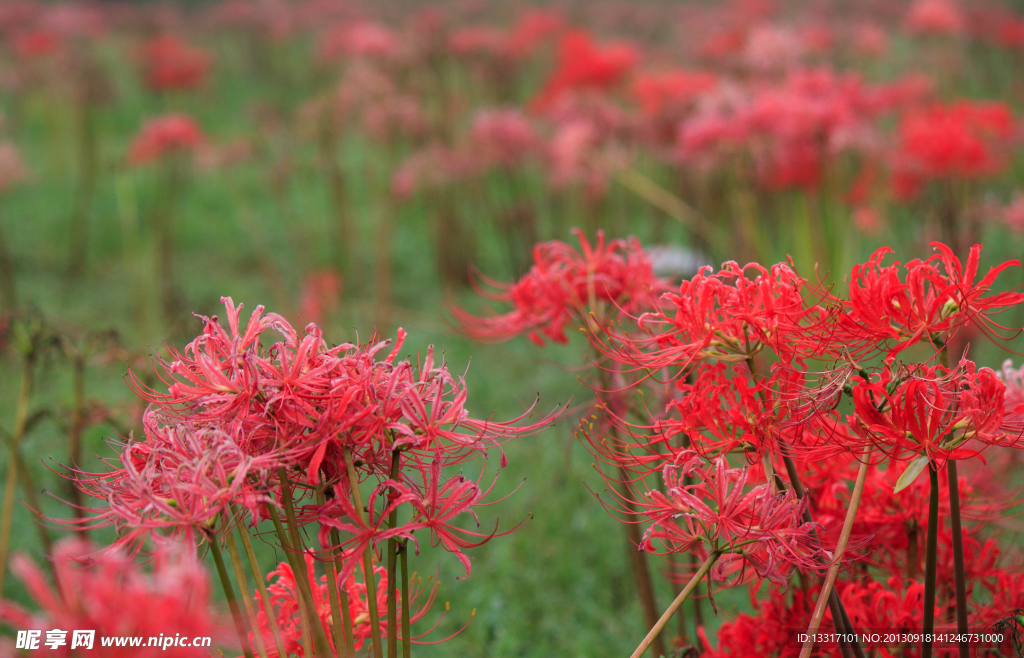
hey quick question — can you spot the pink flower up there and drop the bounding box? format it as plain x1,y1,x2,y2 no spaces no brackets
0,538,227,657
299,270,342,326
852,22,889,57
469,109,540,169
0,142,30,194
906,0,965,36
318,21,399,61
128,115,205,165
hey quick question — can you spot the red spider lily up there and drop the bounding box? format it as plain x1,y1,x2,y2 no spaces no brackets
890,101,1014,199
317,21,399,62
529,30,640,113
252,553,437,657
451,229,670,346
828,242,1024,357
631,69,717,118
299,269,342,327
141,35,211,92
905,0,966,35
598,259,818,374
129,298,560,488
468,109,541,170
0,538,228,657
849,360,1019,472
11,30,60,59
997,359,1024,420
128,115,205,165
60,409,276,555
378,453,520,579
630,452,827,587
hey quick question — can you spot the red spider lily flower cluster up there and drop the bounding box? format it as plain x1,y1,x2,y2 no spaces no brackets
141,35,211,92
451,229,671,346
127,114,205,165
0,538,227,657
633,451,827,587
890,101,1016,200
253,554,435,656
65,296,561,652
529,30,641,114
572,238,1024,654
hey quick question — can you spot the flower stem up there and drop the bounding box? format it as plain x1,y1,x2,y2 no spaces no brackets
209,536,255,658
946,459,970,658
387,450,401,658
225,528,268,658
236,519,288,658
344,447,384,658
799,451,872,658
268,504,315,657
276,468,334,657
0,335,45,594
332,527,357,657
922,461,940,658
399,541,411,658
630,551,720,658
780,450,863,658
317,489,350,657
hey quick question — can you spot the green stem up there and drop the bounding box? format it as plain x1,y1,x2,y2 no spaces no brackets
387,450,401,658
237,519,288,658
332,528,357,658
317,489,350,658
0,338,40,594
946,460,970,658
276,469,334,656
630,551,720,658
922,462,939,658
399,541,411,658
225,528,268,658
799,450,872,658
209,537,255,658
343,447,384,658
268,505,315,658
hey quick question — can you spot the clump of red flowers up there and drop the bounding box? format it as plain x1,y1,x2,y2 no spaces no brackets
141,35,212,92
127,115,205,165
451,229,670,346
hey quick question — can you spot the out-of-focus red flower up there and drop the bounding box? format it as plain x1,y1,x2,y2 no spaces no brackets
852,206,884,235
451,229,671,346
504,9,563,59
468,108,541,169
992,192,1024,234
631,69,716,117
997,359,1024,420
141,35,211,92
529,30,640,113
318,21,399,61
0,142,30,194
852,22,890,57
0,538,227,657
299,269,342,326
890,101,1014,195
12,30,60,59
128,115,205,165
906,0,966,36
